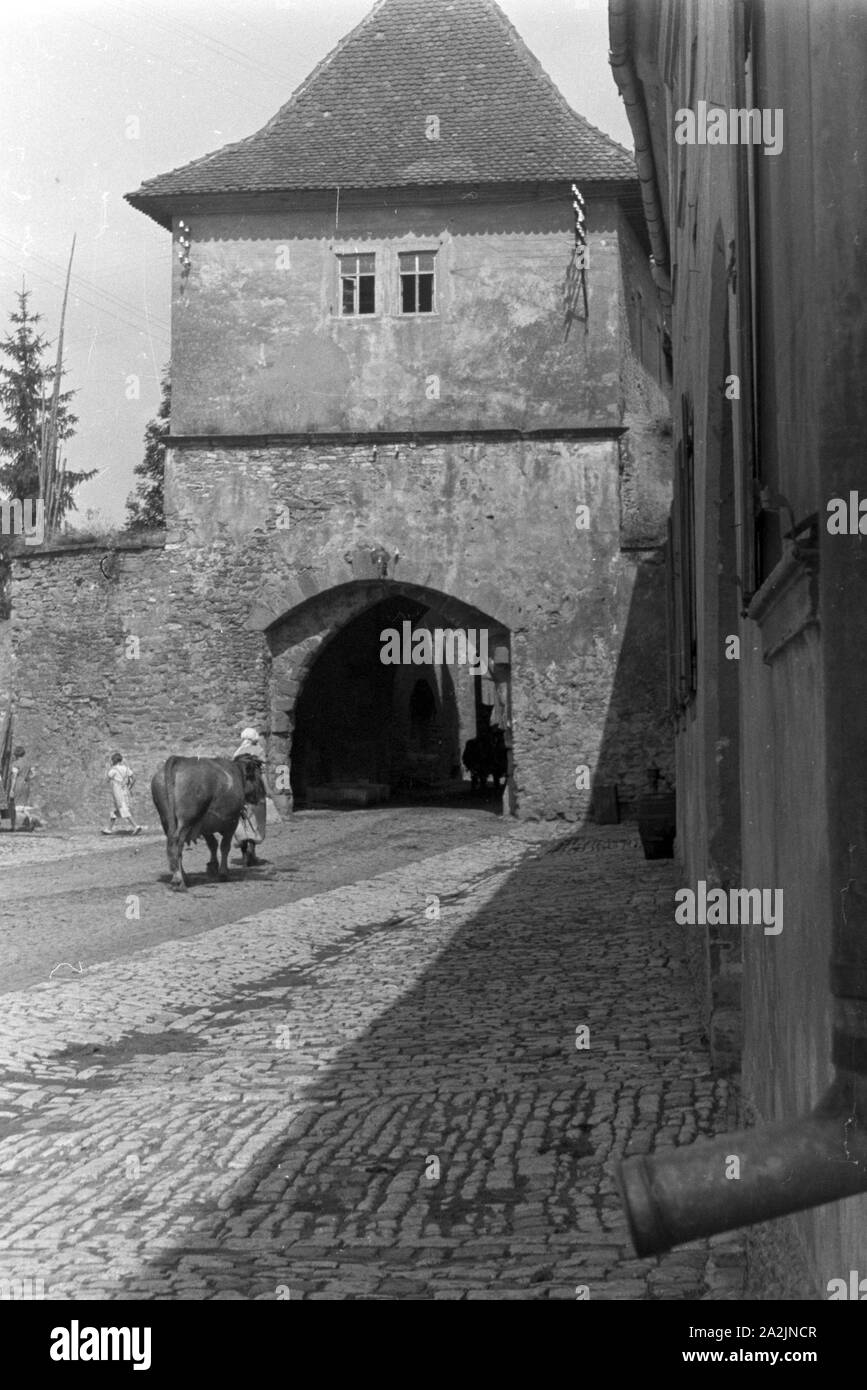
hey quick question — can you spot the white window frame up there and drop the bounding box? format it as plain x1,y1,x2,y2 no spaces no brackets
337,250,376,317
398,249,438,317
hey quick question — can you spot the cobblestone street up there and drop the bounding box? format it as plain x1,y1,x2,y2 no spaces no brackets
0,816,747,1300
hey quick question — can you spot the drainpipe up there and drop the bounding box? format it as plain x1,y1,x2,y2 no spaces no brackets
618,1073,867,1257
608,0,672,309
615,0,867,1256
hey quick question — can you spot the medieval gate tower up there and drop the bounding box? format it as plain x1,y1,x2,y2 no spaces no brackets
7,0,672,824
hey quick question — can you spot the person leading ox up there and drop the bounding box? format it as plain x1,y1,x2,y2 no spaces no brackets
232,727,274,866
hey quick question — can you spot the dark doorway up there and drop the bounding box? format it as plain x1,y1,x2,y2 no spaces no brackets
290,594,476,806
409,678,438,751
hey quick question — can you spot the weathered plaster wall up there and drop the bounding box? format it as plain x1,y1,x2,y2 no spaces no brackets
631,0,865,1294
739,618,830,1298
744,0,867,1295
617,209,673,551
170,191,627,435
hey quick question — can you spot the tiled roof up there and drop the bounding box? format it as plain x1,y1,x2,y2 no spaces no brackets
126,0,635,221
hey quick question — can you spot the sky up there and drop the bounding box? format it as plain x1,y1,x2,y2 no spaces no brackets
0,0,633,528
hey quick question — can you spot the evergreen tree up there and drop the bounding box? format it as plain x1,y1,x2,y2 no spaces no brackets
0,288,92,520
125,367,169,531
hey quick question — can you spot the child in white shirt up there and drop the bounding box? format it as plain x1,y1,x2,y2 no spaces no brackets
102,752,142,835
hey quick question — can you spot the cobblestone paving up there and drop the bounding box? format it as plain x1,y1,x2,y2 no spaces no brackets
0,823,746,1300
0,807,519,991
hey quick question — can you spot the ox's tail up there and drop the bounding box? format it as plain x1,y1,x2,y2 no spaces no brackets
163,755,184,840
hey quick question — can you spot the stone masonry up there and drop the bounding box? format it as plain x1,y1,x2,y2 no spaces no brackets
7,428,672,826
0,823,746,1300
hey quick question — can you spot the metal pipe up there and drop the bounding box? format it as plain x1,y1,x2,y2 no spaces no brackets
618,1072,867,1256
608,0,672,306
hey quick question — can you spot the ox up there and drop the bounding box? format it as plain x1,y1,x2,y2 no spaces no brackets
151,755,264,891
462,726,508,797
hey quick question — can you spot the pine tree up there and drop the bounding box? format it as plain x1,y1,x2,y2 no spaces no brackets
0,288,92,522
125,367,169,531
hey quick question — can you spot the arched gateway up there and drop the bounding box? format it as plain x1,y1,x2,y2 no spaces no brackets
0,0,673,830
264,580,513,811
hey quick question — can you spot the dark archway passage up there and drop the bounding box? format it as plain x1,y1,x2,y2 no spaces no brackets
291,594,434,802
280,585,511,809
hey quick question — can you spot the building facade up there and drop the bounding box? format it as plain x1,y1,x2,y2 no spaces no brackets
611,0,867,1297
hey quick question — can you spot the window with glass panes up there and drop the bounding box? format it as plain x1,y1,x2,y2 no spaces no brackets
339,253,375,315
399,251,436,314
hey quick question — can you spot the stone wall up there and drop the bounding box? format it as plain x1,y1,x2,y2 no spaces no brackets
7,425,672,827
6,536,182,828
0,619,11,726
168,434,672,820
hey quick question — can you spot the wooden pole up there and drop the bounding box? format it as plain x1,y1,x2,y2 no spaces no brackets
41,234,75,535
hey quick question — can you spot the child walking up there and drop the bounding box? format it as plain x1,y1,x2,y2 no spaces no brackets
6,745,33,832
102,752,143,835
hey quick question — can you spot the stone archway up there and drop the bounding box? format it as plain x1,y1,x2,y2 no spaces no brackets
263,579,513,810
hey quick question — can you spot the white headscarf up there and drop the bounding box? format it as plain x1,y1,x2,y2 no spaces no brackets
233,728,265,762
